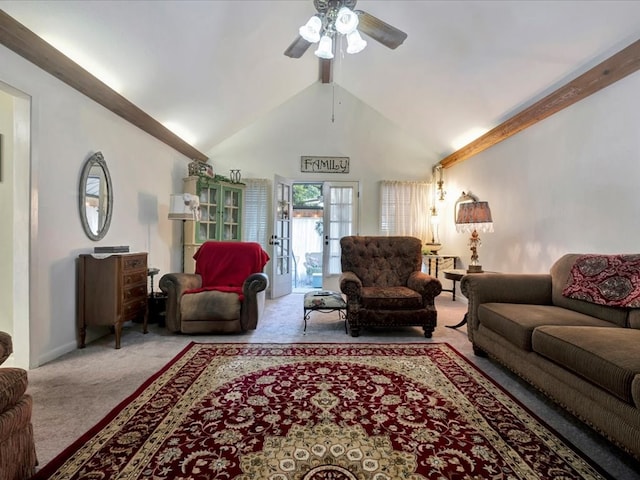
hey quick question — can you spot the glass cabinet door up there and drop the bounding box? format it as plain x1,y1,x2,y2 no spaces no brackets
221,187,242,240
197,183,220,242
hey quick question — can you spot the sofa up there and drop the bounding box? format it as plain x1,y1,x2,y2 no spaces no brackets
461,253,640,460
0,332,37,480
160,241,269,334
339,236,442,337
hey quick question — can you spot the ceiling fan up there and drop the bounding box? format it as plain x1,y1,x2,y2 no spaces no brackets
285,0,408,83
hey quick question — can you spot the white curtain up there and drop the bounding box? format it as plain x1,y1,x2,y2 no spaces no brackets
379,181,431,242
243,178,270,249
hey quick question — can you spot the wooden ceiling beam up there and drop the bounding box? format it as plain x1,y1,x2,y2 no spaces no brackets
320,58,333,84
0,10,208,162
440,38,640,169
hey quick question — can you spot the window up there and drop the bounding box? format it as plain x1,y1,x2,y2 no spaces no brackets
379,181,430,241
243,178,269,249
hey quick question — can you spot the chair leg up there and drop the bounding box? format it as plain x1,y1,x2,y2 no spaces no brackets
350,327,360,337
423,325,434,338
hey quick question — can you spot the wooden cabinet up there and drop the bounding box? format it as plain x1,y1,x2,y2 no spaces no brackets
77,252,148,349
182,176,245,273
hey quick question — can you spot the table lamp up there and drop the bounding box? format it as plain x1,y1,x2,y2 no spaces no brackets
454,192,493,273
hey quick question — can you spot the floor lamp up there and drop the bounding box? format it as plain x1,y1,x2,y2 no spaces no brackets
168,193,200,272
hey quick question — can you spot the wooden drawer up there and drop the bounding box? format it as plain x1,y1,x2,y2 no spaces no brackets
123,254,147,272
124,284,147,302
123,297,147,321
124,270,147,287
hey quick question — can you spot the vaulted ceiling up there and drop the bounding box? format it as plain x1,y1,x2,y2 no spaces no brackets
2,0,640,162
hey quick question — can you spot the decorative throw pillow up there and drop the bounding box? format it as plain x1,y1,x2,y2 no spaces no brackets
562,254,640,307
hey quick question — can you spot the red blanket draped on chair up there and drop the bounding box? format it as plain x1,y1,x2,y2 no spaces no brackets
185,241,270,300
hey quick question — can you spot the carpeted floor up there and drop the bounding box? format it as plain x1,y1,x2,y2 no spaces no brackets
32,343,613,479
27,293,640,479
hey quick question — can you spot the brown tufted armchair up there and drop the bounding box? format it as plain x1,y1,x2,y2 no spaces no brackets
339,236,442,338
0,332,37,480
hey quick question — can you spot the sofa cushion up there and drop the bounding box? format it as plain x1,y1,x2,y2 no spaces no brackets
532,326,640,405
360,286,423,310
478,303,613,351
628,309,640,329
181,290,241,321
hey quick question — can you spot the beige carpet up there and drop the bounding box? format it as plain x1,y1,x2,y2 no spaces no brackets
27,293,640,479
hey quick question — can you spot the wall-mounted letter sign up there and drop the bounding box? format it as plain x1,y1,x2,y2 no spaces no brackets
300,156,349,174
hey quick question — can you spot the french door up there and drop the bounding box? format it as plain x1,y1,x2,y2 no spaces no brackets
321,181,359,291
269,175,293,298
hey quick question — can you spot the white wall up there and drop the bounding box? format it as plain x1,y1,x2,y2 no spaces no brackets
0,90,14,335
208,83,438,235
441,71,640,275
0,45,191,368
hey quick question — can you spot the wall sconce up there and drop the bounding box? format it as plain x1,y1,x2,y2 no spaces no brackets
435,165,446,202
454,191,493,273
425,165,445,253
425,206,441,253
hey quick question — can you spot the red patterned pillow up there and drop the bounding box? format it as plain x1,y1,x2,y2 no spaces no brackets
562,254,640,307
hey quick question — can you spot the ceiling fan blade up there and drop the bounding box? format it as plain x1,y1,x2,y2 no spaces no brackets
320,58,333,84
355,10,407,50
284,35,312,58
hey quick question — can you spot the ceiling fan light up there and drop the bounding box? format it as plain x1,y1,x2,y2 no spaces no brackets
335,6,359,35
299,15,322,43
346,30,367,54
314,35,334,59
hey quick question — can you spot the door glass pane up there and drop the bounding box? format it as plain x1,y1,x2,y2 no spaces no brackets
327,185,355,275
209,187,218,204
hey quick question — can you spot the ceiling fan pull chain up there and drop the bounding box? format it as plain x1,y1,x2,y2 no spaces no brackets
331,84,335,123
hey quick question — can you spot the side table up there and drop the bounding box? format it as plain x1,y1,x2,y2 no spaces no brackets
444,269,496,329
443,269,467,328
423,255,459,299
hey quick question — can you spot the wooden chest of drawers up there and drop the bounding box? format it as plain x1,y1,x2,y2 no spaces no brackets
77,252,148,349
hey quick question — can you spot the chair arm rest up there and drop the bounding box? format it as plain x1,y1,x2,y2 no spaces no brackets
159,273,202,332
0,332,12,365
461,273,552,340
407,272,443,304
243,272,269,296
240,273,269,331
340,271,362,297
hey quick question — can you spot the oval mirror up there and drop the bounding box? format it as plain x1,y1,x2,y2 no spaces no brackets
79,151,113,241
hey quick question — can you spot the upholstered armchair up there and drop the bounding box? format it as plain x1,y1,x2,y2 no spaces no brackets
0,332,37,480
339,236,442,338
160,241,269,334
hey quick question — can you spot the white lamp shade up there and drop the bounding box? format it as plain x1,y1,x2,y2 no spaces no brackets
346,30,367,54
314,35,334,59
335,7,359,34
299,15,322,43
169,193,200,221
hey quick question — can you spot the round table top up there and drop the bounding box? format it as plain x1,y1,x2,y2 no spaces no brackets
443,269,467,280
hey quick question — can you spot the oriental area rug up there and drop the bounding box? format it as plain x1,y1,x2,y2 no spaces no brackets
33,343,608,480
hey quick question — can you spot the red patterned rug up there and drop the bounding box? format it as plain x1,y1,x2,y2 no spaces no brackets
32,343,609,479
